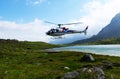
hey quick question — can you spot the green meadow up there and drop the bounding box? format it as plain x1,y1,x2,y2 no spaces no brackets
0,39,120,79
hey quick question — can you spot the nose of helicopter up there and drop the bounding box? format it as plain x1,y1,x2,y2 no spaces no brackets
46,32,50,35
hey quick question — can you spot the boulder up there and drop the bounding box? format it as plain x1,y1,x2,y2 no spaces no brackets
64,66,70,70
82,67,105,79
113,62,120,67
81,54,95,62
102,61,113,69
92,67,105,79
61,71,80,79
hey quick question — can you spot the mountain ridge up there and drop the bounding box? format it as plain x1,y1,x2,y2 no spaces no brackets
72,13,120,44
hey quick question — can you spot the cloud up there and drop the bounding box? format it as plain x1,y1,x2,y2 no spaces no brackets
0,19,51,42
79,0,120,36
51,0,120,44
0,18,90,44
26,0,47,5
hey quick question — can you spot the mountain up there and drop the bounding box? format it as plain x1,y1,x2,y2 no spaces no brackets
72,13,120,44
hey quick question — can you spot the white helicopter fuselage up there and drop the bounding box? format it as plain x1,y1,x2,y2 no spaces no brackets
46,26,88,36
48,31,84,36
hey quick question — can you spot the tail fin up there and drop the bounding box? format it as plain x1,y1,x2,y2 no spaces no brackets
83,26,88,35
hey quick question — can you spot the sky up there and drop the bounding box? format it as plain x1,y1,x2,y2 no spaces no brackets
0,0,120,44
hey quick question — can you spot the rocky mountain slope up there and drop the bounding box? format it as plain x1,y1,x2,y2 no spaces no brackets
72,13,120,44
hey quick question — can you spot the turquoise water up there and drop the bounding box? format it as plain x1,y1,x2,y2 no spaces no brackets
51,45,120,56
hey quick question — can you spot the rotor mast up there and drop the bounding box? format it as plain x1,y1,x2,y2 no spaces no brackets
58,24,62,28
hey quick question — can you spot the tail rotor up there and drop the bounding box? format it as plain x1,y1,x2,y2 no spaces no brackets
84,26,88,35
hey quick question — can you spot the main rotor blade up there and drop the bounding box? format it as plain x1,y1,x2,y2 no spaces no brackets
44,21,57,25
62,22,83,25
44,21,83,27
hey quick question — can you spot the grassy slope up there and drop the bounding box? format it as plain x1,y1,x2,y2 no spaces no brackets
86,38,120,45
93,38,120,44
0,39,120,79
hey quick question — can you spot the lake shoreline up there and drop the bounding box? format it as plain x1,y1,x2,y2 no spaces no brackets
48,44,120,57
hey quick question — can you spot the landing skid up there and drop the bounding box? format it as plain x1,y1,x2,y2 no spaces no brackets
51,36,65,39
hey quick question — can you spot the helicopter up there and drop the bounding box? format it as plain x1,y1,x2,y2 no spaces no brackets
45,21,88,38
